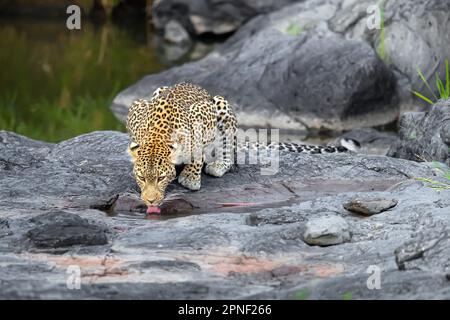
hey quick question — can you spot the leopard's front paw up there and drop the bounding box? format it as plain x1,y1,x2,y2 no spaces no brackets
205,161,230,178
178,172,201,191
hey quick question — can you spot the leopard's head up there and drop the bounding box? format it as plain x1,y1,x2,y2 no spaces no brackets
128,140,178,207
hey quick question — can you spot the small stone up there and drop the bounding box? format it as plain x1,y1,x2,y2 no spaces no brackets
303,216,351,246
163,20,191,45
344,197,398,216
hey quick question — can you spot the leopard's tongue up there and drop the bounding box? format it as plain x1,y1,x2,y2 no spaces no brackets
146,206,161,214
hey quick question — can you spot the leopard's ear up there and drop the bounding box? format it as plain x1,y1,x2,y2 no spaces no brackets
127,142,140,162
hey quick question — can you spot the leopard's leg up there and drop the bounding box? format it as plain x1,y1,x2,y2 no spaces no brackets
178,154,204,191
178,123,205,191
205,95,237,178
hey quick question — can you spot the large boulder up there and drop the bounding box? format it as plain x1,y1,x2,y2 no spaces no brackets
112,1,397,132
388,99,450,166
1,130,449,299
329,0,450,111
113,0,450,133
151,0,302,36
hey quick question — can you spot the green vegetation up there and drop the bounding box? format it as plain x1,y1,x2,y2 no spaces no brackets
291,288,354,300
285,22,302,36
376,4,386,61
342,291,353,300
0,91,124,142
413,59,450,105
292,288,310,300
0,20,167,142
416,161,450,191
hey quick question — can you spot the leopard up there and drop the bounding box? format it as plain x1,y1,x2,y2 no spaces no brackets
126,82,356,213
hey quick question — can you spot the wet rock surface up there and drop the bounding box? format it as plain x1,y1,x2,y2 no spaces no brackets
0,130,450,299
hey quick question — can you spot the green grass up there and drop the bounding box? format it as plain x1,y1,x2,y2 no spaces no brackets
291,288,354,300
376,4,386,61
415,161,450,191
292,288,310,300
0,20,167,142
413,59,450,105
342,291,353,300
0,92,125,143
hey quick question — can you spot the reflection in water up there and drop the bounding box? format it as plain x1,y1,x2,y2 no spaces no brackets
0,18,214,142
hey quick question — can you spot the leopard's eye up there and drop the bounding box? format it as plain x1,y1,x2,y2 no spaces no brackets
157,176,166,183
136,174,145,181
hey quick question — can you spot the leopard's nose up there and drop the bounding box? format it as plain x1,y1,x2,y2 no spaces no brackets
142,195,156,204
142,193,162,206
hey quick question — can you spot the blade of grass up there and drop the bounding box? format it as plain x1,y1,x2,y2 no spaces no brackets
445,59,450,98
412,90,434,105
417,67,439,101
415,177,450,190
443,171,450,181
436,73,445,98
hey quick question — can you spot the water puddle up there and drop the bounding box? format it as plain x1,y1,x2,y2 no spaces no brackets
104,178,402,221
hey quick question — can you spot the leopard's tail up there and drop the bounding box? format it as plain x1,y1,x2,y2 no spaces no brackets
238,138,360,154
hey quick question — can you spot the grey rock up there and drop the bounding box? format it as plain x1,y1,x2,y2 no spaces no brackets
113,0,450,133
112,21,396,132
388,99,450,166
26,212,108,249
0,130,53,171
328,0,450,112
395,232,450,273
332,128,399,156
1,130,450,299
152,0,301,36
163,20,191,44
154,39,192,64
343,197,398,216
303,215,351,246
152,38,215,65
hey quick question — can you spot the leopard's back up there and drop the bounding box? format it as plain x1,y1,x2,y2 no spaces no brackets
126,82,216,145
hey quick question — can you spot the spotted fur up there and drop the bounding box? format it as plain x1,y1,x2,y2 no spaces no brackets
126,82,353,207
239,141,351,154
127,82,237,206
